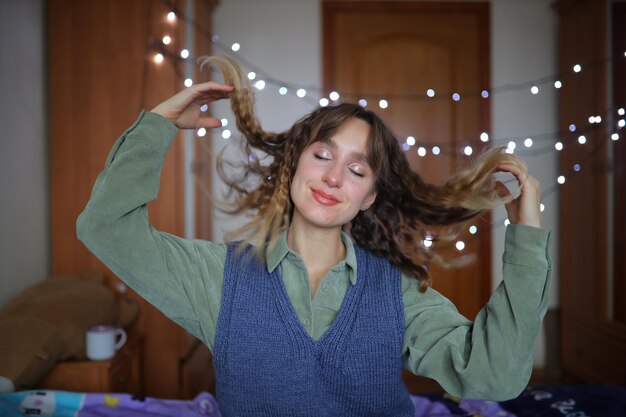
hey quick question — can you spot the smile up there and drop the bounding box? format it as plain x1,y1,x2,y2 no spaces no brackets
311,189,340,206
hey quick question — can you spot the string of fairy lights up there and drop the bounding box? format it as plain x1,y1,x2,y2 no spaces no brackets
151,3,625,254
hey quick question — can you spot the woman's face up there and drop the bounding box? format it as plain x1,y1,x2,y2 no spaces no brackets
290,117,378,231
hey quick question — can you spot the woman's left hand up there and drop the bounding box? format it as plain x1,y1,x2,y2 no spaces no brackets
494,161,542,228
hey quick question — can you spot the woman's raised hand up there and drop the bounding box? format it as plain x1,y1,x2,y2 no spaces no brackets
150,81,234,129
494,161,542,229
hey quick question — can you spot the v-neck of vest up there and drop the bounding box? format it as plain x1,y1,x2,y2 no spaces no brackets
271,257,366,347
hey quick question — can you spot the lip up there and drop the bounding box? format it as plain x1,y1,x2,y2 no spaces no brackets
311,188,340,206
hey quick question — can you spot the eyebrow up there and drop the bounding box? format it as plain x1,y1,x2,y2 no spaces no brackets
320,138,369,163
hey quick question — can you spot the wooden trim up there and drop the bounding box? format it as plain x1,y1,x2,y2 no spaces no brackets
552,0,590,15
322,0,489,13
612,1,626,323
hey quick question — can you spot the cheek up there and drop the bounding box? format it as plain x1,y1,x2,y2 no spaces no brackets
349,181,376,203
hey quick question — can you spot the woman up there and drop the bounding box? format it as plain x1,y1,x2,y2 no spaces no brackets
77,56,551,416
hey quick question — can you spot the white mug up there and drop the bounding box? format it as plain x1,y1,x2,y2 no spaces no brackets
86,325,127,361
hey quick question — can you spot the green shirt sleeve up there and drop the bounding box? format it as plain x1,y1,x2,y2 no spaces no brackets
76,111,226,350
402,224,552,401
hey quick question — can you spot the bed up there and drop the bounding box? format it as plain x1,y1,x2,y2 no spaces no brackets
1,384,625,417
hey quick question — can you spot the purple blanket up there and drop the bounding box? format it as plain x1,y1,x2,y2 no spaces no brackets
3,385,624,416
0,390,513,417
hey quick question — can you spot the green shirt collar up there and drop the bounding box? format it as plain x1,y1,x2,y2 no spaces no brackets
266,229,358,285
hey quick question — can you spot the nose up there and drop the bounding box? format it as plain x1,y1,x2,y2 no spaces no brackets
322,163,343,188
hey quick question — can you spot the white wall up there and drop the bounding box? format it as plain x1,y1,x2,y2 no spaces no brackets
210,0,322,238
490,0,559,368
211,0,558,368
0,0,48,307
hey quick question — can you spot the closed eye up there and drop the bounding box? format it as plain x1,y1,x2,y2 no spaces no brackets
314,152,331,160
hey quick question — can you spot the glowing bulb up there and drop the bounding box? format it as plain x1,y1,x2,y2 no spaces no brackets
329,91,340,101
557,175,566,184
417,147,427,157
167,12,176,22
452,93,461,101
531,86,539,95
573,163,581,172
481,90,489,98
379,99,388,109
612,133,619,141
222,129,231,139
254,80,265,90
423,239,433,248
231,43,240,52
463,145,473,156
162,35,171,45
554,80,562,88
618,108,625,116
154,53,164,63
296,88,307,98
319,98,329,107
504,219,510,226
220,118,228,127
406,136,416,146
573,64,582,73
358,99,367,107
432,146,441,155
589,116,596,124
197,128,206,137
618,119,625,128
505,147,514,154
595,116,601,123
247,71,256,80
555,141,563,151
279,87,288,95
540,204,545,212
507,141,516,150
480,132,489,142
469,225,477,234
402,143,410,151
184,78,193,87
200,104,208,112
426,89,435,97
569,124,576,132
455,241,465,251
578,135,586,144
524,138,533,147
180,49,189,59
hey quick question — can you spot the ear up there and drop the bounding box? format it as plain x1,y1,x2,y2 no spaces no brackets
361,191,377,210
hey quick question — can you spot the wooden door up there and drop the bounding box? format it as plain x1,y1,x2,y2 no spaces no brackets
324,2,491,320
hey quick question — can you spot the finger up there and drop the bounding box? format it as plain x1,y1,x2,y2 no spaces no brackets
193,81,235,93
494,181,511,198
197,117,223,129
194,90,233,104
493,162,529,187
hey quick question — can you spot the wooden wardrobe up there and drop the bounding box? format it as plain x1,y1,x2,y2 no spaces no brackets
48,0,218,399
555,0,626,385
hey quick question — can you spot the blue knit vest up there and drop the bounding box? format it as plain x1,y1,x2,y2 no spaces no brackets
213,243,414,417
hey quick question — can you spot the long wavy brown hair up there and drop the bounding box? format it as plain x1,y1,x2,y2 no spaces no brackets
200,56,524,291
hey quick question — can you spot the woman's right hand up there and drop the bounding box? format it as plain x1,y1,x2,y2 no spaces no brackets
150,81,234,129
